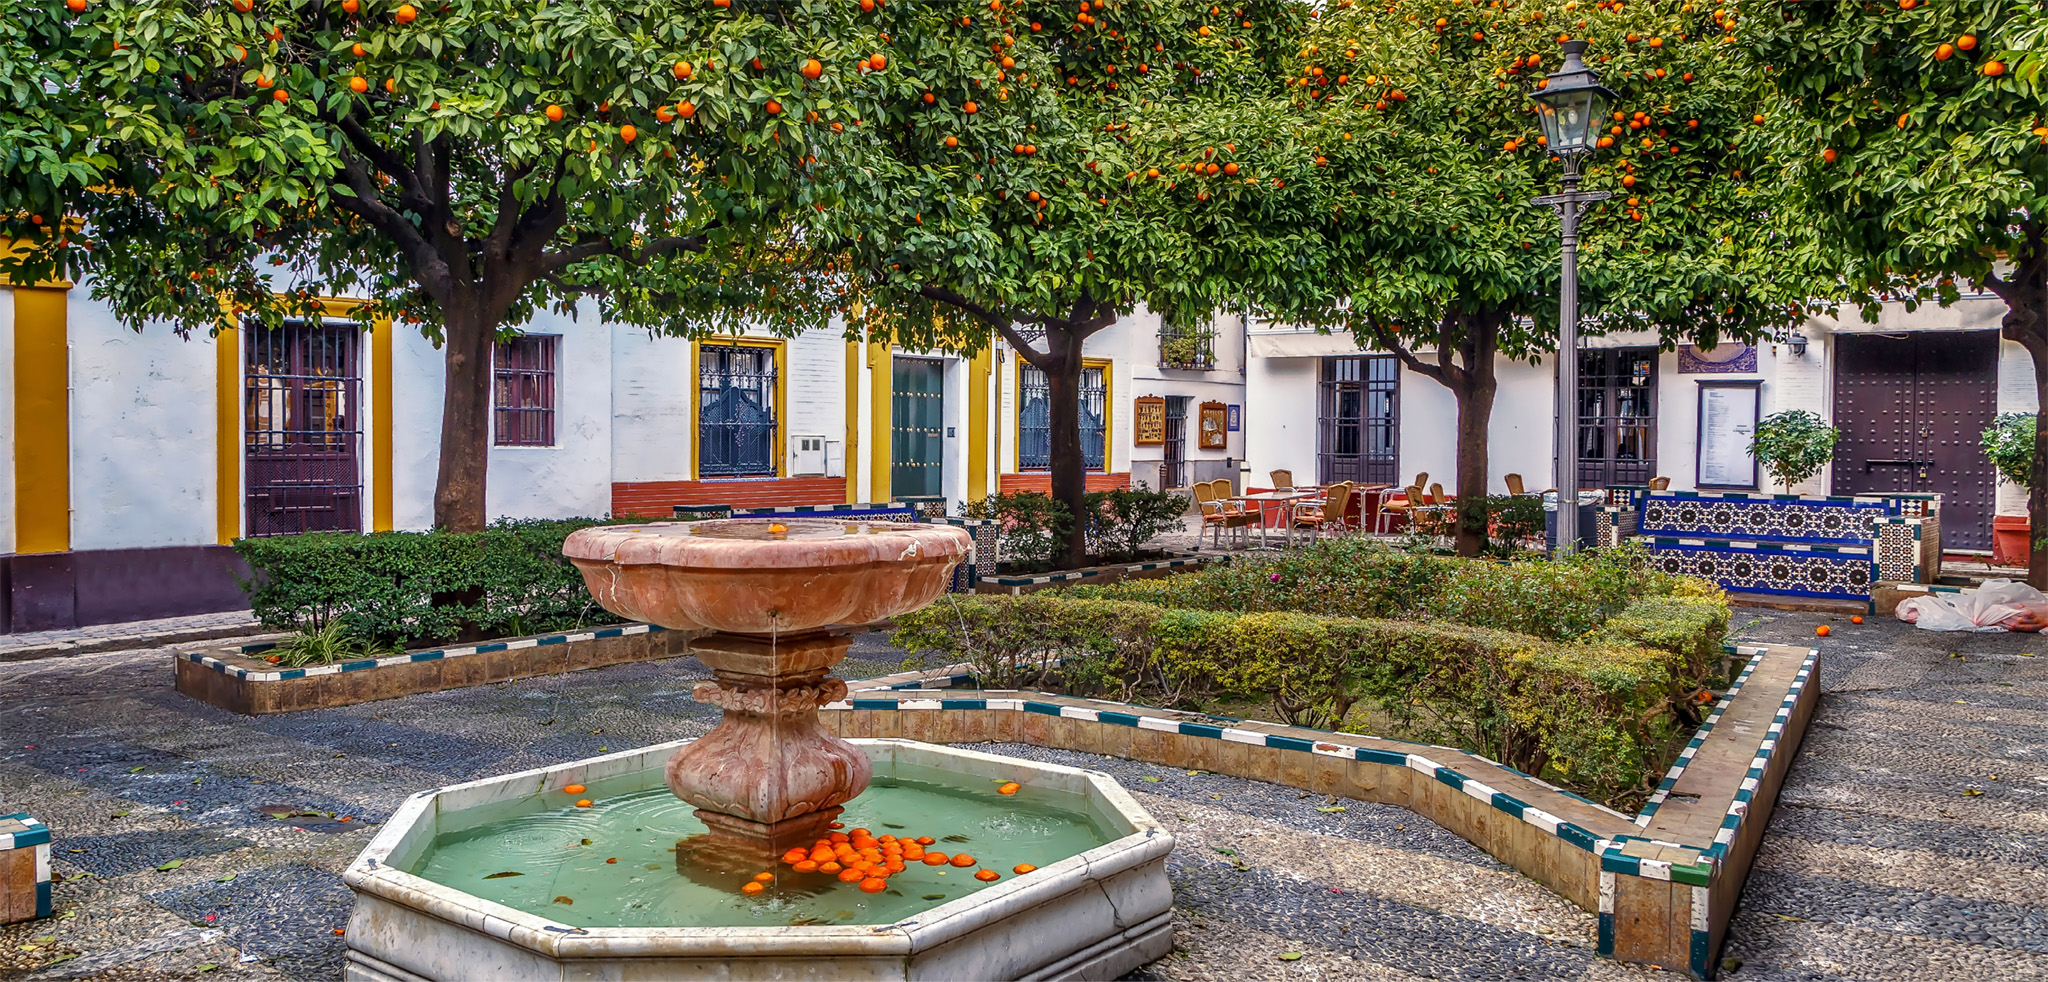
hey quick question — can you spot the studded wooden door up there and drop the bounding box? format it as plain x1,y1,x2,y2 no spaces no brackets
891,358,945,498
1831,331,1997,550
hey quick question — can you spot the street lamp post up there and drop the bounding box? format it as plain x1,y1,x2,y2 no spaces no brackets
1529,39,1615,554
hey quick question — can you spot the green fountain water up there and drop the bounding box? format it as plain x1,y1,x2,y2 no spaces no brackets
407,760,1116,928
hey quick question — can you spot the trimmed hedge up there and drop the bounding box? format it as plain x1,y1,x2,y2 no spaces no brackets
1074,539,1695,643
233,518,625,648
894,593,1719,807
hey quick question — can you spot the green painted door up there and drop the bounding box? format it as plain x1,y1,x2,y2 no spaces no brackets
891,358,945,499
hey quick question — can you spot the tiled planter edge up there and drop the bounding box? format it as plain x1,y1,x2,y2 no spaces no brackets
0,814,52,924
823,640,1819,980
973,552,1213,595
174,624,693,715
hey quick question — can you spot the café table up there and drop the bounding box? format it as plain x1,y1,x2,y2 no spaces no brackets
1228,490,1321,548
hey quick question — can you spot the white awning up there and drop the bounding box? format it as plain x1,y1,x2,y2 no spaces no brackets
1248,331,1373,359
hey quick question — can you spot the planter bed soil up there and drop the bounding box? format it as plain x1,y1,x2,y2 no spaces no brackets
174,623,688,715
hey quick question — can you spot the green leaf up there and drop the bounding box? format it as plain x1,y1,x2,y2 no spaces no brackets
156,860,184,872
1278,952,1303,961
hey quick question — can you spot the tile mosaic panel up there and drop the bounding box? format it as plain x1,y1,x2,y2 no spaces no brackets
1640,492,1889,545
1646,539,1874,600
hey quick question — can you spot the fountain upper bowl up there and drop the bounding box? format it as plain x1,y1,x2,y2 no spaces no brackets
562,519,972,634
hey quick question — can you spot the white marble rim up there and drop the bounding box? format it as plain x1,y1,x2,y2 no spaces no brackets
343,738,1171,959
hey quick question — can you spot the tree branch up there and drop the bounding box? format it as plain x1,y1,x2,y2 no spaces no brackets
328,152,453,301
322,109,434,214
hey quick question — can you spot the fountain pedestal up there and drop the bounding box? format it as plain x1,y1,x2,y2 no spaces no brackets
668,629,871,861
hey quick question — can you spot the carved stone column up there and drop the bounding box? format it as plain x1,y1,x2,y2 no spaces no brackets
665,630,871,859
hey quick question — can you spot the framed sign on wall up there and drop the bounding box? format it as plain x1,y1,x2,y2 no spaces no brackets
1695,380,1762,491
1198,401,1229,449
1133,396,1166,446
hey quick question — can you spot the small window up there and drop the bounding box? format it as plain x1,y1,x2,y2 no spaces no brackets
699,343,779,476
1018,364,1107,471
494,335,558,447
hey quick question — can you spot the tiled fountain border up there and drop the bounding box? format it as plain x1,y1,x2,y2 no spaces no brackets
821,641,1820,980
173,624,689,714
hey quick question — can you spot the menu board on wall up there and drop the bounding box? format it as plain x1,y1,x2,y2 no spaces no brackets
1198,401,1229,449
1133,396,1166,446
1696,380,1762,490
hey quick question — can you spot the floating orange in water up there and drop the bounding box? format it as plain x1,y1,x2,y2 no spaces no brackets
753,872,775,883
793,860,819,872
574,799,593,808
563,784,587,795
923,852,949,866
975,869,1000,882
950,854,976,868
742,881,766,895
819,861,842,873
837,868,866,883
605,858,618,864
859,877,888,893
916,836,935,846
1013,864,1037,875
829,822,845,830
998,782,1021,795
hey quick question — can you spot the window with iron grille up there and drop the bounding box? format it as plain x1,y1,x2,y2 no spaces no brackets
493,335,558,447
1158,318,1216,370
1018,363,1107,471
1318,355,1399,486
243,319,362,537
1577,347,1658,488
699,343,779,477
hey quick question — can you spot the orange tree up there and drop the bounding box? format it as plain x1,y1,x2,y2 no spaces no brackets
0,0,863,532
1258,0,1818,555
1752,2,2048,584
822,0,1312,567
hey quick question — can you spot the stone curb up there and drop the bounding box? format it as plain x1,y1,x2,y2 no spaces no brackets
0,621,266,663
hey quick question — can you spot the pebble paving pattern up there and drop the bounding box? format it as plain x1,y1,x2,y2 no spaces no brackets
0,610,2041,980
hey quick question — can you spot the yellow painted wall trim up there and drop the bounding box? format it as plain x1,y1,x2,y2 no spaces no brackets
371,316,394,532
690,337,788,481
1085,357,1114,475
844,339,861,504
214,324,240,544
967,348,991,502
13,287,70,554
868,341,892,503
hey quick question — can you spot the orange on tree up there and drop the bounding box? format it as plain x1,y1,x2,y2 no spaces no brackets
11,0,855,535
545,103,564,121
674,60,694,79
802,58,823,80
1759,1,2048,588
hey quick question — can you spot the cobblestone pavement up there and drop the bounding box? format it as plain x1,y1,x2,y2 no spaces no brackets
0,608,2042,980
0,612,262,661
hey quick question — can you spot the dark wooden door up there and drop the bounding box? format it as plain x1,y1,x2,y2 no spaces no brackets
1832,331,1997,550
244,320,362,536
891,358,945,498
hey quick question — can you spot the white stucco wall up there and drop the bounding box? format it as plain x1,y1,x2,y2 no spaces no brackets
66,290,218,552
0,287,15,554
1244,355,1319,490
1124,305,1248,484
392,301,614,529
609,327,696,485
1996,337,2036,517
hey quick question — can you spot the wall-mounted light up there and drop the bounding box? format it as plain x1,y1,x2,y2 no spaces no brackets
1787,332,1808,357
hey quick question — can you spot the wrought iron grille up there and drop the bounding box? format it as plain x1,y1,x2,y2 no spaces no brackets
493,334,557,447
1158,319,1216,370
1018,364,1107,471
1161,396,1190,488
1577,347,1658,488
243,319,363,537
699,343,778,477
1317,355,1399,486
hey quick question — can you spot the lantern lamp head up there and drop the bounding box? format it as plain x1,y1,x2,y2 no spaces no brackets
1531,40,1617,158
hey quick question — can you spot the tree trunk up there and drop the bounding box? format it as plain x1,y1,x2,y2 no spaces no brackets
434,304,494,533
1044,326,1090,568
1451,355,1499,558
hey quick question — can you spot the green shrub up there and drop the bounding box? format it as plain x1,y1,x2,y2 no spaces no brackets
962,491,1072,573
894,593,1710,807
1086,539,1685,643
1982,412,2034,489
1750,410,1840,492
233,518,626,648
1085,484,1188,563
1486,494,1547,551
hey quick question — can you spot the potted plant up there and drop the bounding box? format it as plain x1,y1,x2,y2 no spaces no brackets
1748,410,1839,494
1982,412,2033,565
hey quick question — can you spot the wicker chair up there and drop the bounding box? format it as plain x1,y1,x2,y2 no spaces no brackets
1293,482,1354,540
1194,479,1253,548
1270,469,1294,491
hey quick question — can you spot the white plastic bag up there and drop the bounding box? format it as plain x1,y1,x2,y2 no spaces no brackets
1896,579,2047,632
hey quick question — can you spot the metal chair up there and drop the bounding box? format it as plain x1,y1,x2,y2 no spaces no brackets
1193,480,1253,549
1293,482,1354,541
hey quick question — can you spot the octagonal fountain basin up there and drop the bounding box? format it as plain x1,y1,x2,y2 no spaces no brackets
342,739,1174,982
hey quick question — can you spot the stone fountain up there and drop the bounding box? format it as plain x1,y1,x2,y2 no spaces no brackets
341,518,1174,981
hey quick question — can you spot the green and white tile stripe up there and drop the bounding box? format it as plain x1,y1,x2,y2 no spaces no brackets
1,813,52,919
179,624,665,683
